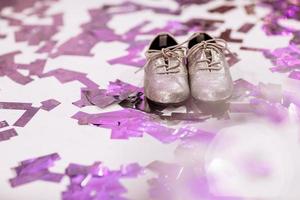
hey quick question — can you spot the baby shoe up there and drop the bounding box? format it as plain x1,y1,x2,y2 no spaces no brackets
144,33,190,105
187,32,233,102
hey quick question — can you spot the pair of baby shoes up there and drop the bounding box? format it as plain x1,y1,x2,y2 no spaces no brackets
144,32,233,105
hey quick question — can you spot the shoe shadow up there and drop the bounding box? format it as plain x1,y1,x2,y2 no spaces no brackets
144,96,230,120
187,97,230,119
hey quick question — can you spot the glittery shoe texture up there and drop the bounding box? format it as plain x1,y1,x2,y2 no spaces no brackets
144,33,190,104
187,33,233,102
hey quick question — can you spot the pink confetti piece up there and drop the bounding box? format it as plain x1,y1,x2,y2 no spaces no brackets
9,153,63,187
13,107,39,127
0,128,17,142
40,99,61,111
0,120,9,129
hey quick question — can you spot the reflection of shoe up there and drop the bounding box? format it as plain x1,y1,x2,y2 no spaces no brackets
144,33,190,104
187,33,233,102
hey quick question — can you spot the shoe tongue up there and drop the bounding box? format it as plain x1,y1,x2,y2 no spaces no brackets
159,35,168,47
205,49,212,63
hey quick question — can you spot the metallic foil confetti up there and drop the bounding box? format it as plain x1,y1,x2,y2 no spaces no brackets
263,44,300,73
73,79,143,109
72,109,180,143
9,153,63,187
62,162,142,200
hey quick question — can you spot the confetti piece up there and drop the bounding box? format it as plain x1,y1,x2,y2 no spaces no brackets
40,69,99,88
13,107,40,127
72,109,179,143
15,25,59,46
263,44,300,73
9,153,63,187
0,102,32,110
73,80,143,109
220,29,243,43
0,128,17,142
209,5,236,14
244,3,256,15
40,99,61,111
62,162,142,200
0,120,9,129
240,46,267,52
237,23,255,33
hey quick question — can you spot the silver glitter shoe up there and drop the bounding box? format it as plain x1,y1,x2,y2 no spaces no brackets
144,33,190,105
187,33,233,102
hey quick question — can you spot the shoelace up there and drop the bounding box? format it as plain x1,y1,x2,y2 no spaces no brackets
187,38,232,71
145,45,187,75
138,36,234,74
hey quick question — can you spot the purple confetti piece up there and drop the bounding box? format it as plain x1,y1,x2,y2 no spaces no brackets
10,153,62,187
244,3,256,15
0,102,32,110
209,5,236,13
15,25,59,46
263,44,300,73
237,23,255,33
72,109,179,143
288,70,300,80
175,0,211,6
40,68,99,88
220,29,243,43
0,128,17,142
6,70,33,85
250,98,287,122
240,46,267,52
13,107,39,127
62,162,142,200
0,120,9,129
73,79,143,109
40,99,61,111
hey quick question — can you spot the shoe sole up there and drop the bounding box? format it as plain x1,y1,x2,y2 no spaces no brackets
144,97,187,112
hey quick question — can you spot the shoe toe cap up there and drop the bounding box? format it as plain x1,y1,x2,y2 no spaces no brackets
145,76,189,104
